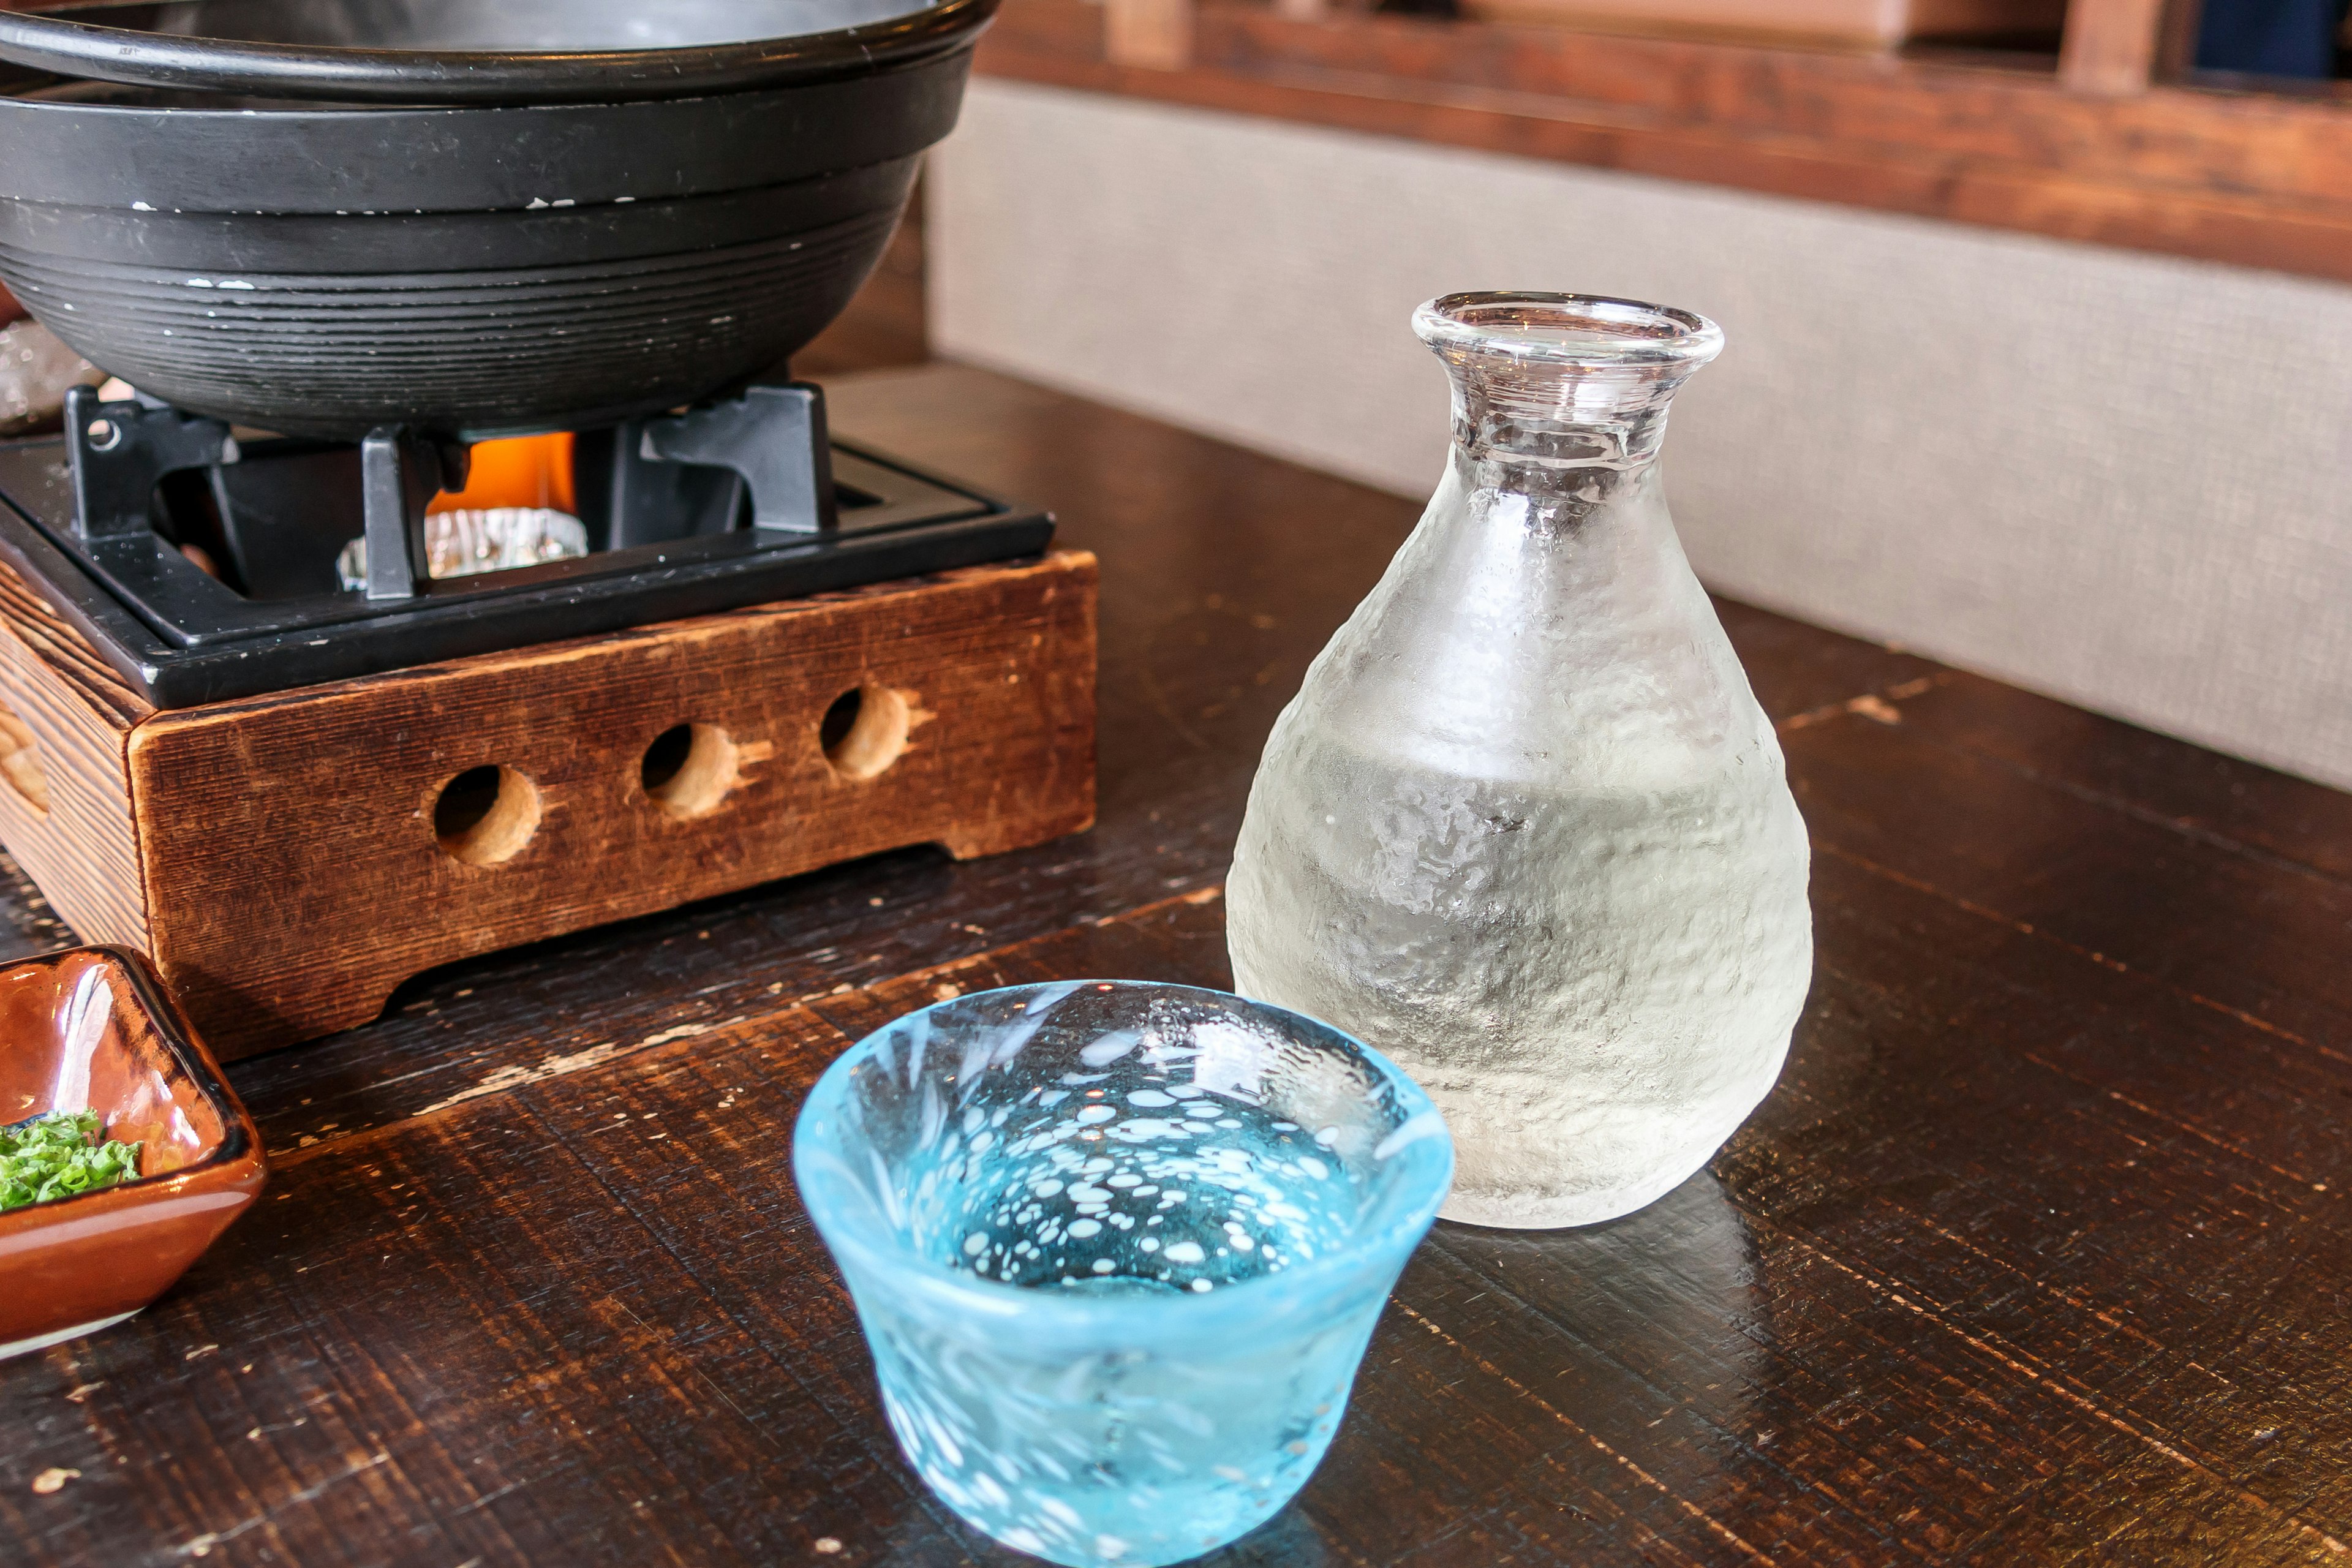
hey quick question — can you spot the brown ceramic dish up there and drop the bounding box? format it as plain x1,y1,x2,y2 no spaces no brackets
0,946,263,1359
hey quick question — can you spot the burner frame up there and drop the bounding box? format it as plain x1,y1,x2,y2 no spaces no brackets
0,384,1053,707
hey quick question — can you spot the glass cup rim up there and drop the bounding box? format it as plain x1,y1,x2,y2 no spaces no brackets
1414,290,1725,370
792,978,1455,1332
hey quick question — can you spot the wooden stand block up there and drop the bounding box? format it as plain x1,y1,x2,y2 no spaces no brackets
0,550,1097,1058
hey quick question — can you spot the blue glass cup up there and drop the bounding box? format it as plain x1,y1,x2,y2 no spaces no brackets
793,980,1453,1567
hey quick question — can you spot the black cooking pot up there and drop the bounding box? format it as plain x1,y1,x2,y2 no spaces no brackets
0,0,993,439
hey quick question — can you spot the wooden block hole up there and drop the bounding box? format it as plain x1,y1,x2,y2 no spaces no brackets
433,764,542,867
821,684,913,780
641,723,740,820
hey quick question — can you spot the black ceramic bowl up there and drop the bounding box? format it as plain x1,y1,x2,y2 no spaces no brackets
0,0,992,439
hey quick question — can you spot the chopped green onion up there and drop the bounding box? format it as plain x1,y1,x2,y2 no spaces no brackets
0,1110,143,1213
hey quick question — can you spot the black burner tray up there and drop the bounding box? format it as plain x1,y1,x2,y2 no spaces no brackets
0,434,1053,708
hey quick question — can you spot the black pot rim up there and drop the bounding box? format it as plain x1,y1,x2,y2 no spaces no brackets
0,0,996,105
0,51,973,214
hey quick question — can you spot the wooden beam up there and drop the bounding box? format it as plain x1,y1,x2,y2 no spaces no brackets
977,0,2352,284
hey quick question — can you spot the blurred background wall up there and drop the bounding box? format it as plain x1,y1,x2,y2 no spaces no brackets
928,78,2352,791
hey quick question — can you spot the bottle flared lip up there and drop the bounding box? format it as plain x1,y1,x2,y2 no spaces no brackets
1415,291,1725,369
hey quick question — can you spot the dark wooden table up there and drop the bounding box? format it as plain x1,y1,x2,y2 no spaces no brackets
4,363,2349,1566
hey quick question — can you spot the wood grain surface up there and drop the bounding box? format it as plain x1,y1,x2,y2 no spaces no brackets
975,0,2352,285
118,551,1096,1055
0,562,149,952
0,361,2346,1566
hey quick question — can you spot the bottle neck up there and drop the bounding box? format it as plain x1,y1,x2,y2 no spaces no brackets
1444,355,1691,527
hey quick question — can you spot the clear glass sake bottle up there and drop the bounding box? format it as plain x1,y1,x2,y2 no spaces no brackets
1227,292,1812,1229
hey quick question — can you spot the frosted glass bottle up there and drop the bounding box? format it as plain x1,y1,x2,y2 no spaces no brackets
1227,292,1812,1229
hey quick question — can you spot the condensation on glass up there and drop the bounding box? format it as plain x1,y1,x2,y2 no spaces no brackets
1229,292,1814,1229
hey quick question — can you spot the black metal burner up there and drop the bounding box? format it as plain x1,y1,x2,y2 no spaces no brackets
0,380,1053,708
